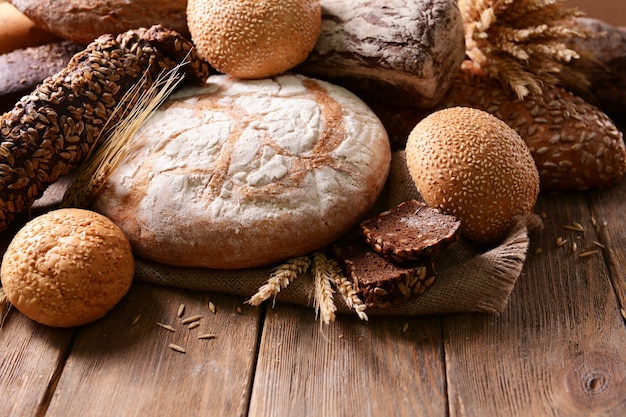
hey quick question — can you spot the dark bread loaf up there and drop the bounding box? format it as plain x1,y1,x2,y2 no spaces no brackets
0,41,83,114
565,18,626,121
372,67,626,191
360,199,461,263
333,230,436,308
440,68,626,191
0,26,210,231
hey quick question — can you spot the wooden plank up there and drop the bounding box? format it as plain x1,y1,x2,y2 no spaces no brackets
44,282,262,417
249,304,446,417
0,307,75,417
444,191,626,417
588,179,626,316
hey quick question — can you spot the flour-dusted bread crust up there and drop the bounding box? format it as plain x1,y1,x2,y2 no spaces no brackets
93,74,391,269
297,0,465,108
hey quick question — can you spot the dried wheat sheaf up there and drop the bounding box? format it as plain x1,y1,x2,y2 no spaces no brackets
459,0,594,99
248,252,368,324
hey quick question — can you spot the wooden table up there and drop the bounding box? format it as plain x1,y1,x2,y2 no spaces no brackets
1,178,626,417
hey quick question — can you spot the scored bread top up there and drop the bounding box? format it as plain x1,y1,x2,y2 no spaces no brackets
93,74,391,269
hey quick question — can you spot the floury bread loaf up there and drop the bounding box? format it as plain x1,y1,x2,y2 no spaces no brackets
296,0,465,108
92,74,392,269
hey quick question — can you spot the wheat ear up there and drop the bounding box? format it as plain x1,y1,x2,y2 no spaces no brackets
312,252,337,325
62,62,185,207
325,257,368,321
0,287,10,329
248,256,312,306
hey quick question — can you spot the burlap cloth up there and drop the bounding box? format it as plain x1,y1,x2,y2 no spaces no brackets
5,150,542,317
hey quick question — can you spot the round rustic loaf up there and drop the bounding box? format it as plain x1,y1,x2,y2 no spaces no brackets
10,0,189,44
92,74,391,269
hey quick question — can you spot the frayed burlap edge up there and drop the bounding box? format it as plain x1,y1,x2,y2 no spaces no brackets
132,150,544,317
133,212,543,316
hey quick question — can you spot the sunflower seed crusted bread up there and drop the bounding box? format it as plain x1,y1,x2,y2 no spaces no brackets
439,68,626,191
360,199,461,262
0,25,210,231
92,74,391,269
332,229,437,308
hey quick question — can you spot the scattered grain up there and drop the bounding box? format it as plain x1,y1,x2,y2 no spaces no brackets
188,321,200,330
181,315,203,325
402,322,409,333
132,315,141,325
578,250,599,258
169,343,186,353
562,223,584,232
177,303,185,318
198,333,218,340
556,237,567,247
208,301,216,314
157,322,176,332
592,241,606,249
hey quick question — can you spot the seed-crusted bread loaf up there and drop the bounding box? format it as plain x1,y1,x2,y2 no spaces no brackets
0,26,210,232
92,74,392,269
439,68,626,191
332,229,436,308
360,199,461,262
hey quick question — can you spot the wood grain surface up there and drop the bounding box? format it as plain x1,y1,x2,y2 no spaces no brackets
2,173,626,417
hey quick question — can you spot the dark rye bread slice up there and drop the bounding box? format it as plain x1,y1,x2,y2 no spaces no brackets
360,199,461,263
332,230,436,308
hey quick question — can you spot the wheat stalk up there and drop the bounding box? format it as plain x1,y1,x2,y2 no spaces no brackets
248,256,312,306
459,0,591,99
312,251,337,325
325,257,368,321
62,63,186,208
0,287,10,329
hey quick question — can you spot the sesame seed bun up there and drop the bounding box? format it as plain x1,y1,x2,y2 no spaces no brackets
187,0,321,79
0,208,134,327
439,68,626,191
405,107,540,244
